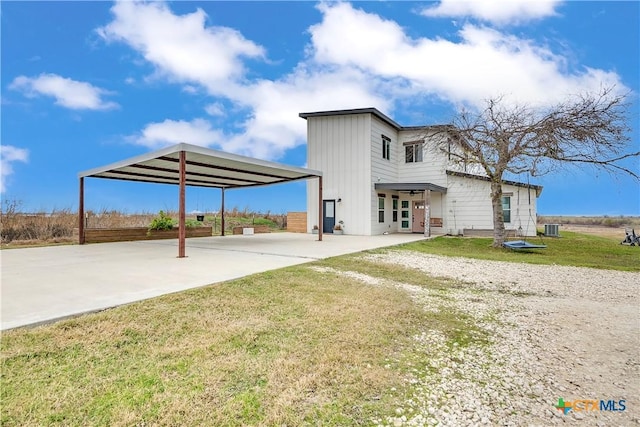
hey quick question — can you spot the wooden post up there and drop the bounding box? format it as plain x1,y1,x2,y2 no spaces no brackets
221,188,225,237
79,177,85,245
318,176,323,241
178,151,186,258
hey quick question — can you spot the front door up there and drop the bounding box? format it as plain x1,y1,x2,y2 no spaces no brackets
323,200,336,233
412,201,425,233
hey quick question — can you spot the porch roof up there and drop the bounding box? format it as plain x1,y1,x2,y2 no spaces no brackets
374,182,447,193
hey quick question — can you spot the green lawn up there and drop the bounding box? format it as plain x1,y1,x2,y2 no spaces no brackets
1,263,442,427
398,231,639,272
2,230,636,426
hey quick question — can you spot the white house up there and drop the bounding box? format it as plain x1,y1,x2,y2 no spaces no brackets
301,108,542,236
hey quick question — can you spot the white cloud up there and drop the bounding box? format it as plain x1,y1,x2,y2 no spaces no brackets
97,0,265,95
0,145,29,193
9,73,118,110
205,102,225,116
310,3,625,108
420,0,561,25
99,1,626,160
129,118,225,149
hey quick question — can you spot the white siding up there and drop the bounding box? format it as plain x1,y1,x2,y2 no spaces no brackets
370,117,400,234
306,114,372,235
397,130,449,187
304,109,540,237
445,174,538,236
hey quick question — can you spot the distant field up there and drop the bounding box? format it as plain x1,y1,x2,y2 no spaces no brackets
2,200,638,247
0,204,286,247
538,215,640,228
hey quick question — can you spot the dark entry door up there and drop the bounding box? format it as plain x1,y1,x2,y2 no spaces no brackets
323,200,336,233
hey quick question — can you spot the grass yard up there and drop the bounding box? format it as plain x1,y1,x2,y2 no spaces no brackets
399,230,639,272
2,262,461,427
2,230,636,426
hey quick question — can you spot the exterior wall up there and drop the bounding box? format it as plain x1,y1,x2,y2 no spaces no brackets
370,116,400,234
304,109,540,237
445,174,538,237
397,130,449,187
306,114,372,235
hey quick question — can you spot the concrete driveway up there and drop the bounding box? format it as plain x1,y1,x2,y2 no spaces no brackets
1,232,425,330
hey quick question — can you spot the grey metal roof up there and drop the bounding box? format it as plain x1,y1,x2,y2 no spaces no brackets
299,107,452,132
79,143,322,189
375,182,447,193
299,108,403,129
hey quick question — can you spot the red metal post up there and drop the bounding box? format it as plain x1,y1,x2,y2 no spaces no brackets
318,176,323,241
178,151,186,258
221,188,225,236
79,177,85,245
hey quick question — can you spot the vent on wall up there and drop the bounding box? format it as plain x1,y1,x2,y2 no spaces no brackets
544,224,560,237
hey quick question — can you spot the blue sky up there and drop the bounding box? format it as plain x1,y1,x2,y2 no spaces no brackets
2,0,638,215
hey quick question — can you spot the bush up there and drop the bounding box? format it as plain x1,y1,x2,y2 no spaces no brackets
185,219,202,228
148,211,176,232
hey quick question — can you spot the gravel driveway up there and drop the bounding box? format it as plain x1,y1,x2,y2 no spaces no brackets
321,251,640,426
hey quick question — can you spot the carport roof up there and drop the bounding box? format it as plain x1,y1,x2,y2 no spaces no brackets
78,143,322,189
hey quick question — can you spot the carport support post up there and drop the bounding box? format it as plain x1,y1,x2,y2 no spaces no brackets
78,177,85,245
178,151,186,258
318,176,323,241
221,188,225,236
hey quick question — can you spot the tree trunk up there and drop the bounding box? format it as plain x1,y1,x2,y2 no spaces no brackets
490,180,506,248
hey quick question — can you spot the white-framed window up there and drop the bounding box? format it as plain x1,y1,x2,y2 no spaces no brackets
401,200,410,228
378,194,385,223
404,141,423,163
382,135,391,160
501,196,511,223
392,196,398,222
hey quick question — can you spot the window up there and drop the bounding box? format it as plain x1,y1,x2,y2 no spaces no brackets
382,135,391,160
378,194,385,223
392,196,398,222
404,141,423,163
400,200,410,229
501,196,511,223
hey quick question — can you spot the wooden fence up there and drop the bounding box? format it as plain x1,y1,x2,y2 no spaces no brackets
286,212,307,233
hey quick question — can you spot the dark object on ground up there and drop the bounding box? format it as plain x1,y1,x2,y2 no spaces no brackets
620,229,639,246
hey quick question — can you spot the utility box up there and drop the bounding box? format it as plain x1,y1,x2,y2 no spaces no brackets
544,224,560,237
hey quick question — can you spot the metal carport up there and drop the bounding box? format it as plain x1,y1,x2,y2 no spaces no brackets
78,143,323,257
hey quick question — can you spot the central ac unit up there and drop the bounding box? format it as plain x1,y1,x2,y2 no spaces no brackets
544,224,560,237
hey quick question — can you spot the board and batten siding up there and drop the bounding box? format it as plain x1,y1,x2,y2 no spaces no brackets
397,130,449,187
445,174,538,236
370,116,401,234
306,114,372,235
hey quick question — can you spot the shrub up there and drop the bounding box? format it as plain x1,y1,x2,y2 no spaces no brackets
148,211,176,232
185,219,202,228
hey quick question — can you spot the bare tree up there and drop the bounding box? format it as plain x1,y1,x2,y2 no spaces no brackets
432,87,638,247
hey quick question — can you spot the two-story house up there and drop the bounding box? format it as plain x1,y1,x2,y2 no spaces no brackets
301,108,542,236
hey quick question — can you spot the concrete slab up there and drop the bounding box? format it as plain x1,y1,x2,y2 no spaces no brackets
1,232,425,330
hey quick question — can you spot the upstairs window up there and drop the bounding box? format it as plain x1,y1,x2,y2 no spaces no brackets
404,141,423,163
382,135,391,160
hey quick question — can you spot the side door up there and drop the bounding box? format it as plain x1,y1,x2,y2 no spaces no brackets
323,200,336,233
